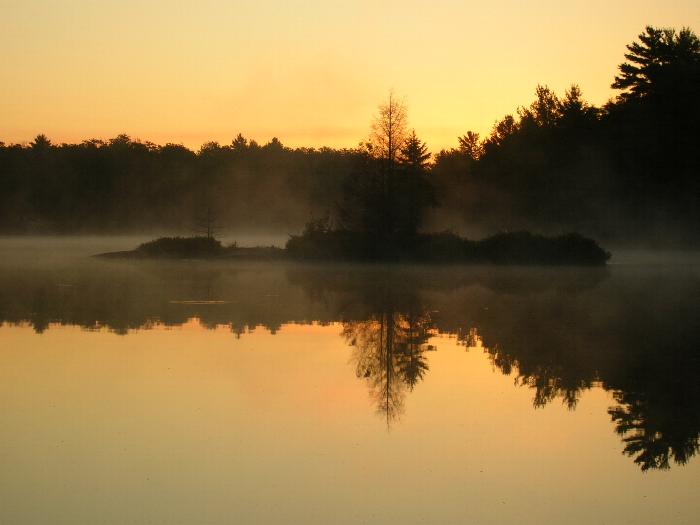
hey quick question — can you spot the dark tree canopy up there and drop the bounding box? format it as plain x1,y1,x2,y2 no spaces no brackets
612,26,700,101
457,131,483,161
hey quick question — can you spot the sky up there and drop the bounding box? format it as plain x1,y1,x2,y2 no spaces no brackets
1,0,698,151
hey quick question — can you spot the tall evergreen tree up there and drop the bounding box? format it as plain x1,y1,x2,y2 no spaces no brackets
612,26,700,101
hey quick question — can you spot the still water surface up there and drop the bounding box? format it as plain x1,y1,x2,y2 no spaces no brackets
1,239,699,524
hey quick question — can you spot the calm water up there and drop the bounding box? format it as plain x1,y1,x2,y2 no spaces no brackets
1,239,699,524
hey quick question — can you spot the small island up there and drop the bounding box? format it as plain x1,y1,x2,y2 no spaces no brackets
97,236,285,260
96,229,610,266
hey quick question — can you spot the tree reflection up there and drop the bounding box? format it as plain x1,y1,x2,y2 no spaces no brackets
608,391,700,471
455,282,700,471
1,258,699,470
343,298,435,426
460,327,595,411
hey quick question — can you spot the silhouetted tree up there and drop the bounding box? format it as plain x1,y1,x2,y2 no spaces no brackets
484,114,517,150
605,25,700,241
231,133,248,152
612,26,700,101
31,134,52,150
398,130,430,169
369,91,408,168
457,131,483,161
559,85,598,123
519,85,560,128
193,201,219,239
332,94,437,257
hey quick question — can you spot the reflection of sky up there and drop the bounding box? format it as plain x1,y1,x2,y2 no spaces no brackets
1,321,699,524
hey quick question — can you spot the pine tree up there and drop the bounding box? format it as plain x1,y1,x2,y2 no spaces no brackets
399,130,431,170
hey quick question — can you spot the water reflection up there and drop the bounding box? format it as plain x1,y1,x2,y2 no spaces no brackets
344,302,435,424
1,257,699,470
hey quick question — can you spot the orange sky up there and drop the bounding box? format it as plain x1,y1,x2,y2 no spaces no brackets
1,1,698,151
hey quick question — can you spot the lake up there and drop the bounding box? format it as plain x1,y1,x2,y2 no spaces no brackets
1,239,698,524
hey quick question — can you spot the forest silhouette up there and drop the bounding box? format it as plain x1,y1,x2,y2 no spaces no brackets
1,26,699,246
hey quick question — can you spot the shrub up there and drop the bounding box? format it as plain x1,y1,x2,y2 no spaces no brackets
136,236,223,258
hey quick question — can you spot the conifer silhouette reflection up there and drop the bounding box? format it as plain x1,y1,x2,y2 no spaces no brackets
608,391,700,471
462,329,699,470
341,288,435,425
474,338,595,410
455,273,700,471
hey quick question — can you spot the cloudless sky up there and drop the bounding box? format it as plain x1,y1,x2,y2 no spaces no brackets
1,0,698,151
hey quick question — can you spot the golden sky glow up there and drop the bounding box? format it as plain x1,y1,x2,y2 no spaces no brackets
1,1,698,151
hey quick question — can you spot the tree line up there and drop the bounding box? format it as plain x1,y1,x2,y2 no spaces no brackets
1,25,698,245
430,25,700,245
0,133,357,234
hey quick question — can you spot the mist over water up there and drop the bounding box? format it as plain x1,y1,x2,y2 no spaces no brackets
1,237,699,524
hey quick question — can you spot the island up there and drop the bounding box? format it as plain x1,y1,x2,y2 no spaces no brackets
96,230,611,266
